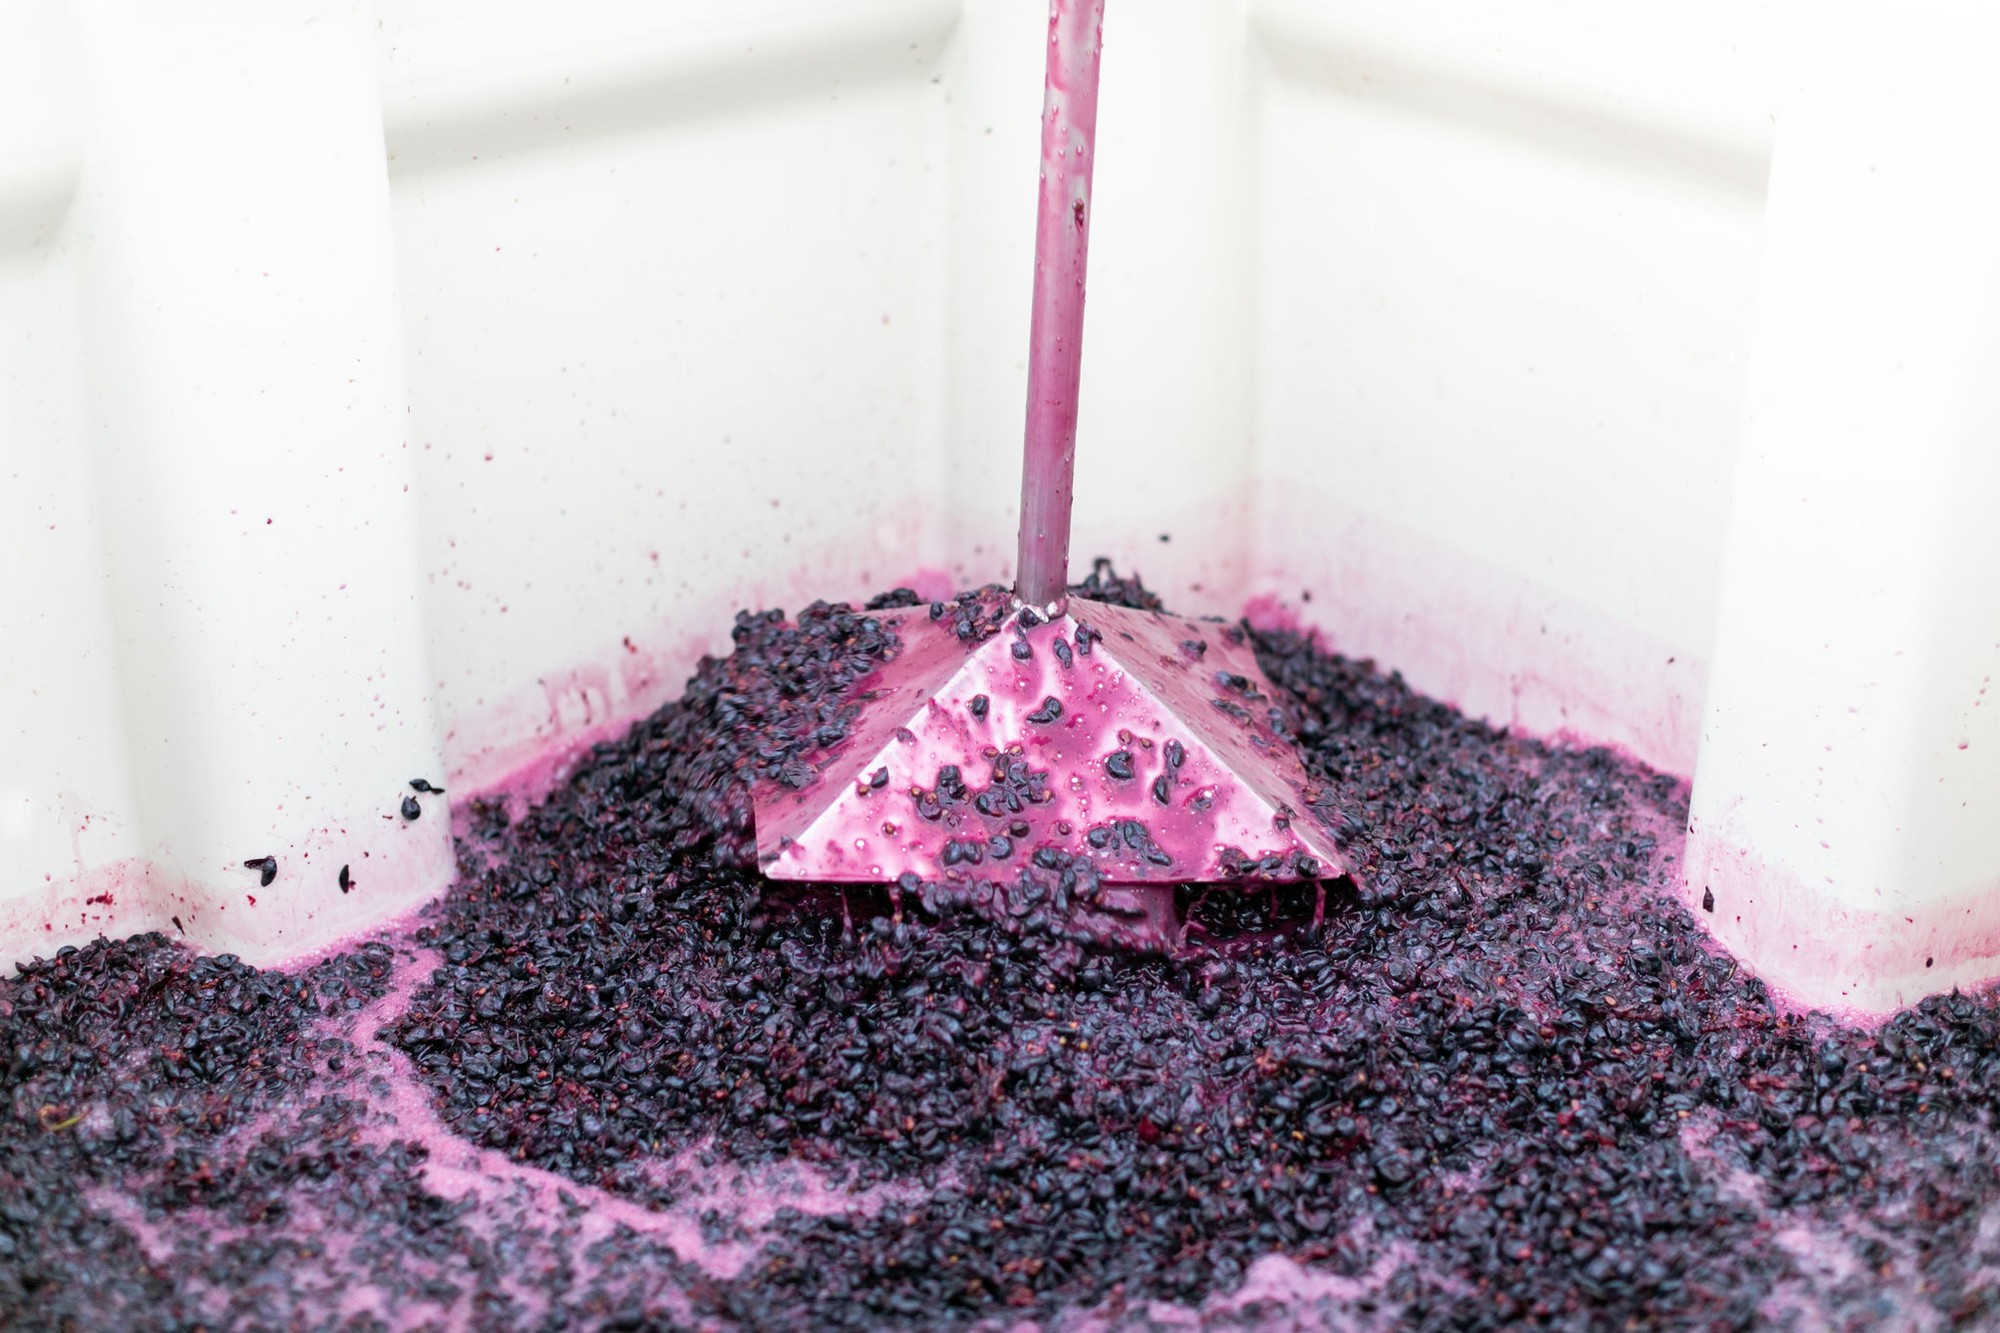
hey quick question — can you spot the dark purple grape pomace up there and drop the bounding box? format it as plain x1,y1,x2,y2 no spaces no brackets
5,568,2000,1330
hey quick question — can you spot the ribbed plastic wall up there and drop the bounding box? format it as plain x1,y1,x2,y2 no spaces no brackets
4,0,1996,1014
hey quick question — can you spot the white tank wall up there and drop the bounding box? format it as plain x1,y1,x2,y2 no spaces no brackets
5,0,1996,1015
4,0,454,961
1686,4,2000,1013
380,0,965,791
1246,0,1781,774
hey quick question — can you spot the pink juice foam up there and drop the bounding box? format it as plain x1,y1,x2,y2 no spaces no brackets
46,931,939,1330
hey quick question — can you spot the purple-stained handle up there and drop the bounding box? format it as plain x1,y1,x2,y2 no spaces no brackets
1015,0,1105,613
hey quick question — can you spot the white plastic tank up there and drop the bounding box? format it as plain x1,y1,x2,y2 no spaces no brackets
3,0,1995,1015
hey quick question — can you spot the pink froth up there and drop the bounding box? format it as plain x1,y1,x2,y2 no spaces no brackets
1677,1110,1970,1329
79,937,939,1329
1021,1216,1440,1332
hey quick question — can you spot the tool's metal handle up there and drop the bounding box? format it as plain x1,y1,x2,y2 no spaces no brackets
1015,0,1105,614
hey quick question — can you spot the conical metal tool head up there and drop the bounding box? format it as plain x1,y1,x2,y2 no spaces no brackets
750,2,1349,895
750,599,1347,887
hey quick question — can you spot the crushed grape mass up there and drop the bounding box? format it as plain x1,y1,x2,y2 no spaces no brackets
6,571,1999,1330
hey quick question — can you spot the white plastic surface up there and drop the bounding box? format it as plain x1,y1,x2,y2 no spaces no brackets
1685,2,2000,1012
4,0,451,960
2,0,1995,1012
